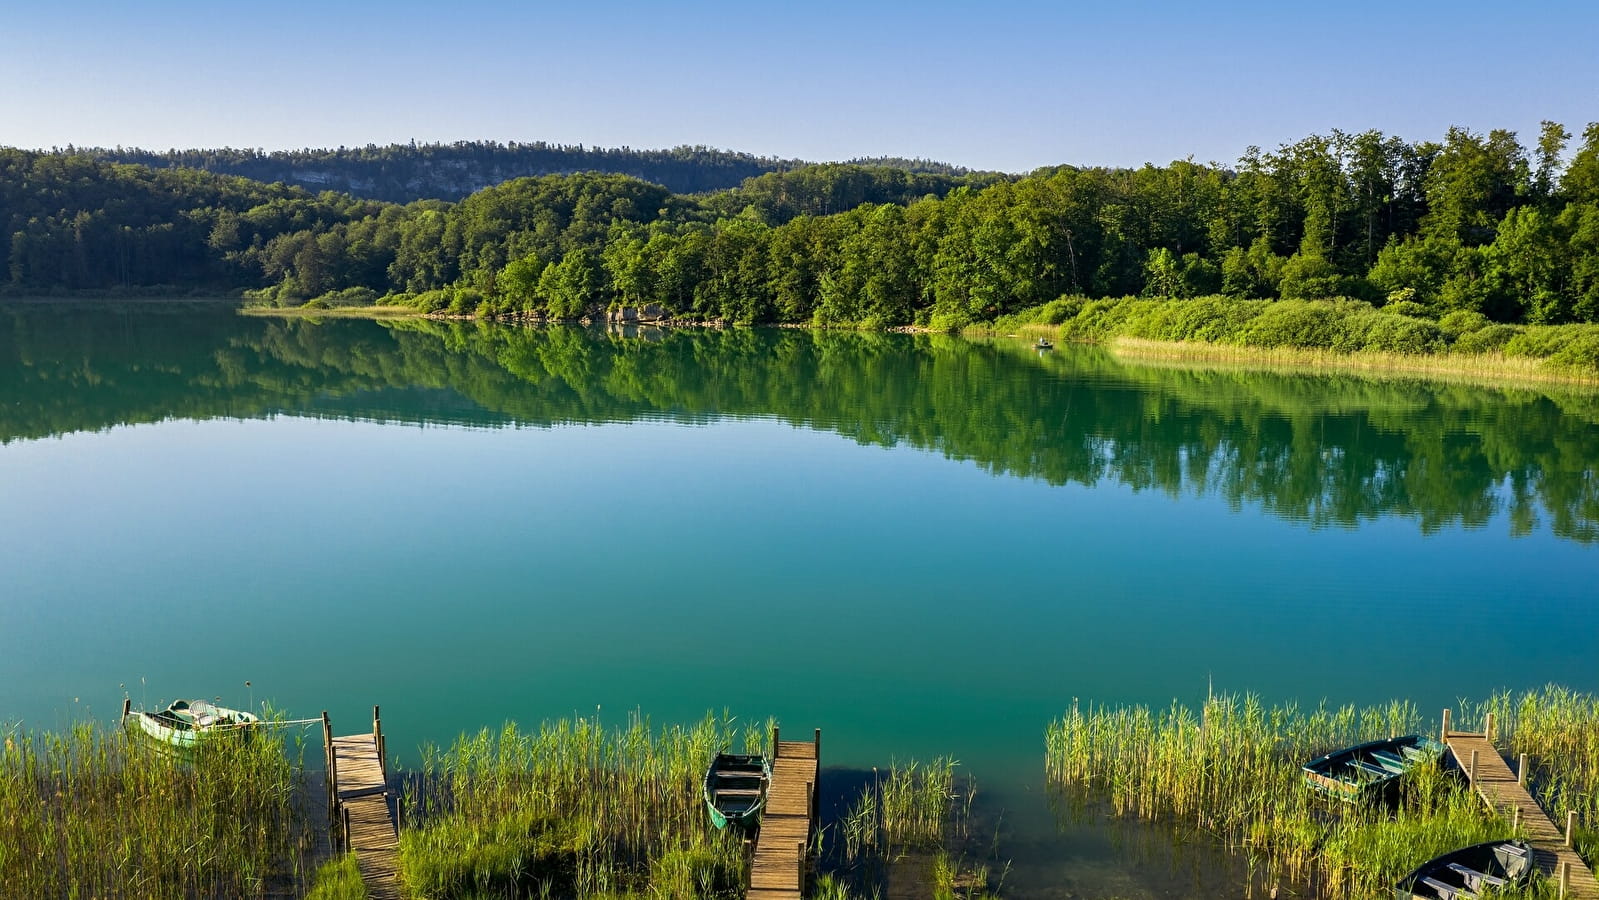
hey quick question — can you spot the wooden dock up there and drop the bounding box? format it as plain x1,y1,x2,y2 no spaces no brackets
748,727,821,900
323,707,402,900
1442,710,1597,899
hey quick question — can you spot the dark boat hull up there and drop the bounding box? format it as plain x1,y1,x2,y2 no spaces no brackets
1393,840,1533,900
704,752,770,830
1302,735,1443,804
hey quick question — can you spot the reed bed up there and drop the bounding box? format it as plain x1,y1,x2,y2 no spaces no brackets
1467,686,1599,864
1044,693,1527,898
0,719,315,898
398,712,766,899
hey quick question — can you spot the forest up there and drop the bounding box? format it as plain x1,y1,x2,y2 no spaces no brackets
5,123,1599,345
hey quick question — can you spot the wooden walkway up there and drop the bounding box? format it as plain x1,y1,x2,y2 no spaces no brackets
1443,712,1597,899
749,728,821,900
324,708,402,900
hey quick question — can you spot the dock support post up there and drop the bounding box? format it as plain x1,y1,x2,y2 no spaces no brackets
1469,749,1478,786
1485,712,1495,742
796,840,805,889
1441,708,1452,742
814,728,822,820
122,698,131,718
374,705,385,782
1513,805,1521,833
1519,753,1528,786
772,725,780,758
322,711,334,828
1569,810,1578,849
1560,861,1570,898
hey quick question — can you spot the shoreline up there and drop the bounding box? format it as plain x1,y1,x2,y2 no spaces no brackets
36,299,1599,390
1103,335,1599,389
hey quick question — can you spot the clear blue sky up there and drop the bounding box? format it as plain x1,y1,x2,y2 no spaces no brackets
2,0,1594,172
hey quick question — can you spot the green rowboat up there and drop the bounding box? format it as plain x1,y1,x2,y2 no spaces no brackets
124,699,260,752
704,752,771,830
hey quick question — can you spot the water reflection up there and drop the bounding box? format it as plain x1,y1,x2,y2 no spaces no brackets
4,304,1595,542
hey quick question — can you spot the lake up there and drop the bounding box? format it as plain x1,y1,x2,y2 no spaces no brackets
2,302,1595,896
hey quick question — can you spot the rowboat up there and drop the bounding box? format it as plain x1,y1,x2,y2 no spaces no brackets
1393,840,1533,899
1302,735,1443,804
703,752,771,830
1035,338,1055,350
124,699,260,752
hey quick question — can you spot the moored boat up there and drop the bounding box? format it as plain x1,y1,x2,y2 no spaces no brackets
703,751,771,829
124,699,260,752
1035,338,1055,350
1392,840,1533,900
1302,734,1443,804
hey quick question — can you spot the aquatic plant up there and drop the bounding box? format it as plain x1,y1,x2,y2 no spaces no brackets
0,717,315,898
398,711,763,899
1043,693,1566,898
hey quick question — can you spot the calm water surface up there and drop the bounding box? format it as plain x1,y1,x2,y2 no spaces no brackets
2,303,1596,897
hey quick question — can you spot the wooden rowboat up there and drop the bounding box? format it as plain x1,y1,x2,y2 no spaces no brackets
703,751,770,830
124,699,260,752
1302,734,1443,804
1392,840,1533,899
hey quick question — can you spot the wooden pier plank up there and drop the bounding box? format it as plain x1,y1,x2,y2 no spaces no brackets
748,730,821,898
1445,731,1598,900
329,727,403,900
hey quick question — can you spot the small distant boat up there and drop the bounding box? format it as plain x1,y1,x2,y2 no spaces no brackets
703,752,771,830
1302,735,1443,804
125,699,260,752
1035,338,1055,350
1393,840,1533,900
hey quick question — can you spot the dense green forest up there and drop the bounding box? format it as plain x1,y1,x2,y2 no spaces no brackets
76,141,811,198
7,123,1599,343
4,309,1595,540
69,142,977,201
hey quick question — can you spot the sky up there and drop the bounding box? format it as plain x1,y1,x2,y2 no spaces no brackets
2,0,1596,173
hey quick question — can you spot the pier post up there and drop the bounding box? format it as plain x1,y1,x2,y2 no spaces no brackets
1569,810,1578,849
1519,753,1528,786
814,728,822,819
772,725,780,758
122,698,131,718
1485,712,1495,742
1560,861,1570,898
322,711,334,827
796,840,805,889
373,705,385,782
1441,708,1452,741
1469,749,1478,786
1513,806,1521,832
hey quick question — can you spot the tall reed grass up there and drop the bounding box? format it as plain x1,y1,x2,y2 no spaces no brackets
1045,693,1532,898
398,712,766,899
1467,686,1599,865
0,719,315,898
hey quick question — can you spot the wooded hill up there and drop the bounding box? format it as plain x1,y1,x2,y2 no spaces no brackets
6,123,1599,337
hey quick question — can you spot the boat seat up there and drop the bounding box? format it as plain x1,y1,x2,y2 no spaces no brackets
1418,875,1472,899
1399,745,1429,760
715,788,762,797
1445,863,1505,888
1353,760,1391,778
1370,750,1407,769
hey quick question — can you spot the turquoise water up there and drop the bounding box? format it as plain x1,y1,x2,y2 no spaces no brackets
2,303,1596,893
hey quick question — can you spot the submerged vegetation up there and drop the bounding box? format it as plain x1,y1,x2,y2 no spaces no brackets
1045,688,1599,898
0,719,316,898
837,758,998,900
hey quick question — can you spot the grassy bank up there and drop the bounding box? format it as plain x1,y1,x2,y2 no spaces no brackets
0,720,317,898
240,304,420,319
979,295,1599,384
1045,688,1598,898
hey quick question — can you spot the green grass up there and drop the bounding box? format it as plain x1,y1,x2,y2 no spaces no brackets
397,712,766,899
1043,692,1582,899
0,718,316,898
976,295,1599,382
304,853,367,900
